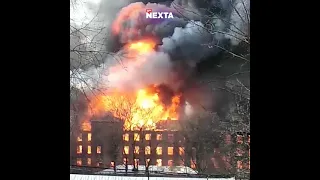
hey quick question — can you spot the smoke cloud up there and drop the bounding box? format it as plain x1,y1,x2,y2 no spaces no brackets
107,51,174,91
70,0,250,115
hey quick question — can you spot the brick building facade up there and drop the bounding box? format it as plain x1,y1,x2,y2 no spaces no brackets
70,119,250,172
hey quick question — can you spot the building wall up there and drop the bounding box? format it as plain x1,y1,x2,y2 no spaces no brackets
122,130,185,167
91,119,123,167
70,120,250,173
71,131,92,166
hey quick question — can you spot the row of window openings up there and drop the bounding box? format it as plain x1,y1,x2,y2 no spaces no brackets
236,135,250,144
77,145,101,154
224,135,250,144
78,133,250,144
76,158,92,166
77,145,185,156
123,146,184,156
237,160,250,170
76,158,193,168
77,133,173,142
235,148,250,157
124,158,173,167
77,133,92,142
75,158,248,170
123,133,174,141
210,157,249,170
77,145,249,157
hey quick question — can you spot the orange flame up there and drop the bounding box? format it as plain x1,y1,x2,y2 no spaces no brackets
81,121,91,132
88,87,180,131
81,40,180,131
128,40,156,54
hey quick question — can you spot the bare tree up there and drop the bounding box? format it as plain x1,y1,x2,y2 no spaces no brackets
177,111,222,173
170,1,250,177
70,0,113,139
207,1,250,177
96,93,160,172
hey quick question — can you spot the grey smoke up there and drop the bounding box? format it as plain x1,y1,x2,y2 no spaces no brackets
107,51,175,92
70,0,250,114
159,21,215,66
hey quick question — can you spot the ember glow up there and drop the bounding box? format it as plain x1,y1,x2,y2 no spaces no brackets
126,39,157,57
87,86,181,131
128,40,156,54
81,39,181,131
81,121,91,132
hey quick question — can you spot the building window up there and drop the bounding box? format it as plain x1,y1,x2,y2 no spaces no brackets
168,133,174,142
77,133,82,142
168,160,173,166
237,161,243,169
76,158,82,166
192,147,196,157
225,156,231,169
123,158,128,165
145,146,151,155
214,148,219,154
179,160,184,166
77,145,82,154
97,162,102,167
145,133,151,140
82,122,91,132
156,134,162,140
146,159,150,166
156,147,162,155
87,158,91,166
134,146,140,154
97,146,101,154
179,147,184,156
124,146,129,155
88,133,91,142
212,158,219,169
156,159,162,166
123,133,129,141
236,148,243,156
225,134,231,145
237,135,243,144
191,159,196,169
168,147,173,155
87,145,92,154
134,133,140,141
134,159,139,167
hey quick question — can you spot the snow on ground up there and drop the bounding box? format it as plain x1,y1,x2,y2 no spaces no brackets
71,174,235,180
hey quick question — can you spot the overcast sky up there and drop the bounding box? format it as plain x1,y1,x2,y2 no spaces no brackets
70,0,102,27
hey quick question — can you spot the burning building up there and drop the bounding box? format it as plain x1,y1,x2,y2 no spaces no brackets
70,29,250,173
71,117,250,173
121,120,185,168
70,0,250,174
71,116,185,168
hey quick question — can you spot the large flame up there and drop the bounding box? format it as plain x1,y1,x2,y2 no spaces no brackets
81,39,180,131
89,87,180,131
127,39,156,56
